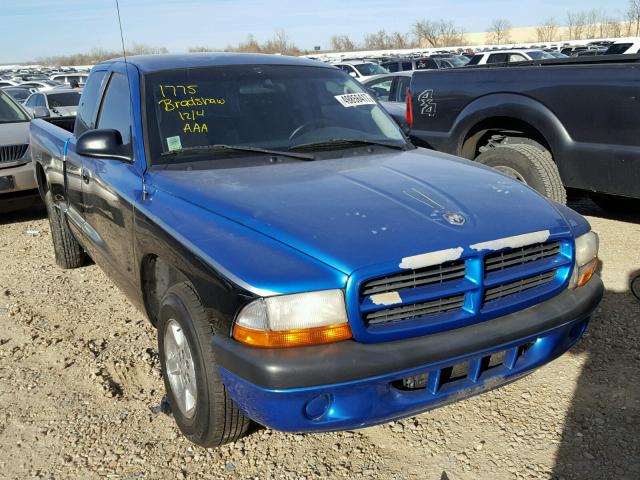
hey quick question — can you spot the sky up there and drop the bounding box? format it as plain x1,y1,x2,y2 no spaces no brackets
1,0,631,63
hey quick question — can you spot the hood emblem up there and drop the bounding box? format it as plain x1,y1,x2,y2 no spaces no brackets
443,212,466,226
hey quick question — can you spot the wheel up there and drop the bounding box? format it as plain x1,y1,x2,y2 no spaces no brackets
631,274,640,301
591,194,640,214
158,282,251,447
43,189,86,269
475,143,566,204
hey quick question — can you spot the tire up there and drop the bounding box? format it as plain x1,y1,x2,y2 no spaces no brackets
44,189,86,269
631,274,640,301
475,143,567,204
591,194,640,214
158,282,251,447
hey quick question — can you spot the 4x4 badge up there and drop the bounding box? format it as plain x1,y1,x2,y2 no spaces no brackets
443,212,466,226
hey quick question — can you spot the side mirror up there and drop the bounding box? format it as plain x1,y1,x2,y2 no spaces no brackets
32,106,50,119
76,129,132,162
348,71,357,78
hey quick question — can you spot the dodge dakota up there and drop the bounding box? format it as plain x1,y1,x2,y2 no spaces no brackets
30,54,603,447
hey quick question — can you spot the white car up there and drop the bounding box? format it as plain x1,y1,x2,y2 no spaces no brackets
0,89,38,212
468,49,555,66
50,73,88,87
605,38,640,55
333,61,390,81
18,80,64,91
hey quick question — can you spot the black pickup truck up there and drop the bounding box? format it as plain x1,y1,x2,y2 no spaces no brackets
406,55,640,210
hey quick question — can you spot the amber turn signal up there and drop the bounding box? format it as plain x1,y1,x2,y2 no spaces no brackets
233,323,352,348
576,257,598,288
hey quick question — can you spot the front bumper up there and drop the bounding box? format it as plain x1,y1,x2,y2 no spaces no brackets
214,276,603,432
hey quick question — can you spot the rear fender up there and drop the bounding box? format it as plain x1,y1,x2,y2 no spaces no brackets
452,93,572,160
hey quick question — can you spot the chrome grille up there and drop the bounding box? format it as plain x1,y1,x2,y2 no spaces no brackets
485,241,560,273
365,294,465,325
361,260,465,296
484,270,557,303
0,144,28,164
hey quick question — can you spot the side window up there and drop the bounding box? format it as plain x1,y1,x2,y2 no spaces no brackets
401,62,413,71
96,72,131,145
367,78,393,101
25,95,37,107
75,70,108,136
394,77,410,102
35,95,46,108
509,54,526,63
385,63,399,73
487,53,508,64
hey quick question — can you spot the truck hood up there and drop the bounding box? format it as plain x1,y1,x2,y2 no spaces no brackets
150,149,572,275
0,121,29,146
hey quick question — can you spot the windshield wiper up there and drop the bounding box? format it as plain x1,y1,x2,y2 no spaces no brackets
289,139,407,152
161,144,315,161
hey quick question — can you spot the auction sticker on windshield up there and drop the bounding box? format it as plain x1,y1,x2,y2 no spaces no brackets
166,135,182,151
334,93,376,107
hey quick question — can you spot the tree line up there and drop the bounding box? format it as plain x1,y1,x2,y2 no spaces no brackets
30,1,640,65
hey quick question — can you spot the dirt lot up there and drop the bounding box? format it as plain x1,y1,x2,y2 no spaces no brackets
0,198,638,480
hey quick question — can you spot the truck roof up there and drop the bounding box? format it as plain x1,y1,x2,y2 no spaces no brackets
96,53,330,74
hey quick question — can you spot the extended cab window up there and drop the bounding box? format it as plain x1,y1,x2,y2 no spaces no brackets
96,73,132,145
145,65,405,166
75,70,108,136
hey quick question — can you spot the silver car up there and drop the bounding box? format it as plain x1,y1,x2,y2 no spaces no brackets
24,89,82,118
0,89,38,212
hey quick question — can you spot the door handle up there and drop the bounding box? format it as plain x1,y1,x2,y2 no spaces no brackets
81,168,90,184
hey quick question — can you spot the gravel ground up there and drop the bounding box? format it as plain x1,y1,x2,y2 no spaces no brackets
0,197,638,480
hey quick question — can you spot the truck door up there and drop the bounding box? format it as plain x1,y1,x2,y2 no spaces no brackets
77,71,140,290
62,70,108,239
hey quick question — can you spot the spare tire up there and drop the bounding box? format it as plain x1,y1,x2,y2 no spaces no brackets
475,143,566,204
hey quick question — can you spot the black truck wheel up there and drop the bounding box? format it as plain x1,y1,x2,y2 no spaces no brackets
631,274,640,301
44,190,86,269
475,143,567,204
158,282,251,447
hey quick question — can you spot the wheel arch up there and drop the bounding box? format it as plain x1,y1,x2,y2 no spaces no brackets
452,93,572,161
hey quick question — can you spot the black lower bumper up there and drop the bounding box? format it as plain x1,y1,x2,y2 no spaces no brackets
213,276,603,390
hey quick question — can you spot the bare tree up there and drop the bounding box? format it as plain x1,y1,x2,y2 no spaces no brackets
35,43,168,66
567,11,587,39
330,35,356,51
536,18,559,42
584,9,601,38
626,0,640,36
486,19,512,44
412,20,466,48
363,30,391,50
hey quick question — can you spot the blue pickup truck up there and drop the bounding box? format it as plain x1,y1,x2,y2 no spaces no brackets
30,53,603,447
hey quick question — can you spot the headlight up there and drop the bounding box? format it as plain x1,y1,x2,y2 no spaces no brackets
569,231,599,289
233,289,352,348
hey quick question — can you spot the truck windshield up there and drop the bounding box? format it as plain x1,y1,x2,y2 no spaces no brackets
145,64,406,164
0,90,29,123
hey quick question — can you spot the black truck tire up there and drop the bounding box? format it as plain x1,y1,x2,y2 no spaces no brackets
158,282,251,447
475,143,567,204
631,274,640,301
44,190,86,269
